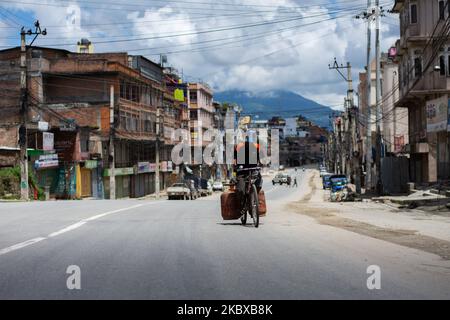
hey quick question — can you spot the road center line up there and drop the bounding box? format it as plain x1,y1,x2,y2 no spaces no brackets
0,237,46,256
0,201,164,257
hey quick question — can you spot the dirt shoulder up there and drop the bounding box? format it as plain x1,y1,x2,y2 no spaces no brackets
288,171,450,260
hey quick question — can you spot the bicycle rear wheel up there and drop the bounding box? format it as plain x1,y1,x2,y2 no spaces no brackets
250,185,259,228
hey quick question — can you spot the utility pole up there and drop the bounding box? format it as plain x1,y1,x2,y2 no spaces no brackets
357,1,374,192
375,0,385,195
19,21,46,201
328,59,361,194
155,104,161,199
109,85,116,200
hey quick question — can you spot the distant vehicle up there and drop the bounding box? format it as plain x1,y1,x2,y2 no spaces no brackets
206,181,213,195
268,170,275,175
319,169,328,177
272,173,289,185
330,175,348,193
279,165,285,171
167,183,191,200
198,178,212,197
212,181,224,192
322,174,333,189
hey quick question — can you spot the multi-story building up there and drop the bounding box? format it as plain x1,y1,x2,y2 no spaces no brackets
187,82,215,179
392,0,450,183
280,120,328,167
0,45,179,199
381,51,409,155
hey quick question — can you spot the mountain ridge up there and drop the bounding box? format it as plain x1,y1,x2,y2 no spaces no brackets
214,89,333,128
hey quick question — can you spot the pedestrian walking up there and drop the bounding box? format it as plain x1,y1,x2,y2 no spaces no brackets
293,177,298,188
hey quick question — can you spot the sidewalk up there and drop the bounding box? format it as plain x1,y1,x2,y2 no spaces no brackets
288,170,450,260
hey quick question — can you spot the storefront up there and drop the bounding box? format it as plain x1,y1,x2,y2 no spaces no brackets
103,167,134,199
131,162,155,198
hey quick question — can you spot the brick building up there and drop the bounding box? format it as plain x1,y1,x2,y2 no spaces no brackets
0,46,182,199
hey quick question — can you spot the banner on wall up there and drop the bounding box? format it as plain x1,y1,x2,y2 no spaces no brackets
426,95,448,133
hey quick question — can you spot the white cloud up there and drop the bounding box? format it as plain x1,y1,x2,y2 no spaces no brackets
1,0,400,107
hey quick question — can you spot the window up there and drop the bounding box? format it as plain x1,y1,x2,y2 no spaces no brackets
410,3,418,24
189,91,197,103
119,111,126,130
190,110,198,120
447,47,450,75
414,55,422,78
440,55,446,76
439,0,445,20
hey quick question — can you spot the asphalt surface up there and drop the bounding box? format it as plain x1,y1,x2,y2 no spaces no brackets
0,169,449,299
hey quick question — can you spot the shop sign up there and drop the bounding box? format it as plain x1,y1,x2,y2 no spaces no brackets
42,132,54,151
38,121,49,132
174,88,185,102
35,153,59,170
160,161,173,172
84,160,98,169
103,167,134,177
137,162,151,174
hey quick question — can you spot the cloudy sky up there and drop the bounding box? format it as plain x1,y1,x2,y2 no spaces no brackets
0,0,399,109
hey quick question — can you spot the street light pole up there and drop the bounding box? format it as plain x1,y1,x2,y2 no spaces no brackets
19,21,46,201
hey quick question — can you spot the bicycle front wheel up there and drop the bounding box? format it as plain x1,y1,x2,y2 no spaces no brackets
250,185,260,228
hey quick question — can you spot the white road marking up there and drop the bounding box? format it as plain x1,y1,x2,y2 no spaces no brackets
48,221,87,238
0,237,46,256
0,202,164,257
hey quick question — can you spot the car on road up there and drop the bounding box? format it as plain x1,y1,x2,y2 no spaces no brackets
330,175,348,193
212,181,224,192
322,174,333,189
167,183,192,200
206,181,213,195
272,173,289,185
320,168,328,177
198,179,213,197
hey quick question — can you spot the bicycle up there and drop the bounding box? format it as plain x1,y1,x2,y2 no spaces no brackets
236,167,260,228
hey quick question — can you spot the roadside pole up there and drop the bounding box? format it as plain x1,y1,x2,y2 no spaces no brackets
357,0,373,192
109,85,116,200
19,21,46,201
328,59,361,194
19,28,29,201
346,62,362,195
375,0,384,195
155,98,161,199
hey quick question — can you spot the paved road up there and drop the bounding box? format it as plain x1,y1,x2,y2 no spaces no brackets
0,169,449,299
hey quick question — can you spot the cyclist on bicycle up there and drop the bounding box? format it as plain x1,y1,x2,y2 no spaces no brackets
233,135,263,194
230,135,262,227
